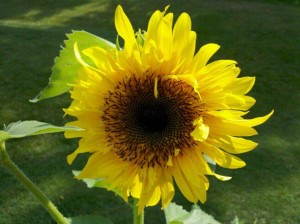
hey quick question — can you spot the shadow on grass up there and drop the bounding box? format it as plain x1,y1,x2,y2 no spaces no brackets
0,136,131,224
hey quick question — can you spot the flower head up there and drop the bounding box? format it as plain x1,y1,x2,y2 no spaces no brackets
64,5,273,212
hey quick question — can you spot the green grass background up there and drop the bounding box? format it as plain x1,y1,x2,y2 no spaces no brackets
0,0,299,223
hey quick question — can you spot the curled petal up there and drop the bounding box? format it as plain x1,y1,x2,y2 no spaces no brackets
115,5,136,52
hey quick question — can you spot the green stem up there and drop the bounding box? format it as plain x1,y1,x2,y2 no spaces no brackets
133,198,144,224
0,142,70,224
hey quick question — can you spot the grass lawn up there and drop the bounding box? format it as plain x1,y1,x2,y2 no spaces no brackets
0,0,299,223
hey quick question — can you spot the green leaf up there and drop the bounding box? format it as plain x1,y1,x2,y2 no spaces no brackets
30,30,115,102
0,121,82,142
164,202,221,224
72,171,123,198
69,215,113,224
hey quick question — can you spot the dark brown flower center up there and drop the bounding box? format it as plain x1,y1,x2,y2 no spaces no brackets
102,74,202,167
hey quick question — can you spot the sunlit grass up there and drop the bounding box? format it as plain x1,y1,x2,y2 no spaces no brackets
0,1,110,29
0,0,299,223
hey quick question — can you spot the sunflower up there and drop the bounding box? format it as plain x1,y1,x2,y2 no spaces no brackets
64,5,273,212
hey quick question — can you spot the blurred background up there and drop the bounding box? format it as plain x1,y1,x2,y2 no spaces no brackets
0,0,299,223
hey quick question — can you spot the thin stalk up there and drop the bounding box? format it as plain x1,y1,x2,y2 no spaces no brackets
133,198,144,224
0,142,70,224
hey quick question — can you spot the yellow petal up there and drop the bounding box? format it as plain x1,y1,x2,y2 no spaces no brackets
157,13,173,60
145,10,163,42
83,47,110,69
225,77,256,94
212,135,258,154
173,13,191,47
224,94,256,111
78,152,127,179
208,116,258,136
170,29,197,75
203,143,246,169
191,117,210,142
146,186,161,206
167,155,173,166
213,173,232,181
131,175,142,198
66,137,102,164
198,59,238,79
115,5,136,51
67,151,78,164
191,43,220,73
160,178,174,208
172,13,193,62
145,6,170,43
172,158,207,203
174,148,180,156
238,110,274,127
172,159,197,202
64,121,85,138
74,42,90,68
